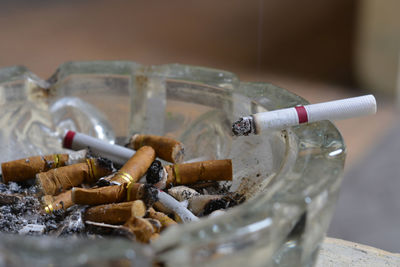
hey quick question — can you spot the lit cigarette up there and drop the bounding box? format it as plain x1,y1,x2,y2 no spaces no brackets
127,134,185,163
232,94,377,135
1,150,88,184
72,183,158,206
155,190,199,223
63,130,135,165
42,190,74,214
110,146,155,184
36,158,114,195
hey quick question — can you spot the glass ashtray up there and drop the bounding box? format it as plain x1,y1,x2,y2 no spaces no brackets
0,61,345,267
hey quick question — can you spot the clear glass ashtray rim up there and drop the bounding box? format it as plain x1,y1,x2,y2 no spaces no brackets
0,61,346,266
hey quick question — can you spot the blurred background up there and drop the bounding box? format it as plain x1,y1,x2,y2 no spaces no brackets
1,0,399,252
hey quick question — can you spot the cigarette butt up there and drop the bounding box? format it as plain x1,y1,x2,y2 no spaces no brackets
85,202,137,224
146,160,167,189
188,195,224,215
128,134,184,163
43,190,74,213
147,207,177,229
36,158,113,195
72,183,158,207
124,216,157,243
110,146,155,184
165,159,232,185
72,184,127,205
1,154,69,183
147,218,162,233
153,201,173,215
149,233,160,242
131,200,147,218
156,190,199,223
208,210,226,218
232,94,377,135
167,186,200,202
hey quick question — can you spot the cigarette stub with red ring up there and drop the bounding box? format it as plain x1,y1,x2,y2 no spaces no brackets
63,130,135,165
232,94,377,135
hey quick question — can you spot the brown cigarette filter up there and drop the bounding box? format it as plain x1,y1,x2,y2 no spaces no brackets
149,233,160,242
128,134,184,163
147,207,177,229
131,200,147,217
72,185,127,206
85,201,137,224
124,216,158,243
1,154,69,183
42,190,74,213
165,159,232,185
37,158,113,195
111,146,155,184
72,183,145,206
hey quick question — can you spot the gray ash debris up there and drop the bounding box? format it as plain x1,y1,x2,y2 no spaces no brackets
0,182,87,237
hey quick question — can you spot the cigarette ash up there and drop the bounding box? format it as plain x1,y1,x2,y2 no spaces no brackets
96,177,112,187
202,194,245,216
231,116,254,136
146,160,164,184
0,182,93,238
142,184,159,207
93,157,115,172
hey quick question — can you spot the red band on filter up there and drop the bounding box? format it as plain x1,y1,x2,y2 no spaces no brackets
294,106,308,124
63,131,76,149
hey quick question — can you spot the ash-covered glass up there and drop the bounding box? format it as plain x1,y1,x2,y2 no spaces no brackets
0,61,345,267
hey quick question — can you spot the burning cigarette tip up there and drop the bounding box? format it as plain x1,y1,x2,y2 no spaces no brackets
231,116,254,136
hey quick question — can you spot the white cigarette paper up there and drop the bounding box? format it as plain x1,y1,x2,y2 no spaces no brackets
63,131,135,165
232,95,377,135
156,190,199,223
